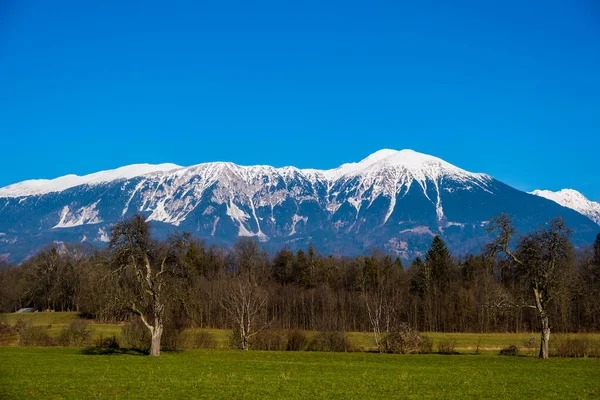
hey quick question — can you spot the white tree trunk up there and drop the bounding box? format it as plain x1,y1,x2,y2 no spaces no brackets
539,315,550,359
150,324,163,357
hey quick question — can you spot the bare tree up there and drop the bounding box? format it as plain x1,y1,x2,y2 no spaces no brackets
220,273,269,350
362,287,385,352
110,215,182,357
486,214,573,358
360,253,402,352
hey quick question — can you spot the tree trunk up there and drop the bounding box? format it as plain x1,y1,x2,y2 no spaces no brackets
533,288,550,359
539,315,550,359
150,324,163,357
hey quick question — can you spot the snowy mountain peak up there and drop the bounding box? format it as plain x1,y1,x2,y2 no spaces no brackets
1,150,599,263
531,189,600,226
0,163,182,198
321,149,486,181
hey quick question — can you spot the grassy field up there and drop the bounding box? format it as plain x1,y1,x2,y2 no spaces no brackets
1,347,599,399
2,312,600,398
3,312,600,353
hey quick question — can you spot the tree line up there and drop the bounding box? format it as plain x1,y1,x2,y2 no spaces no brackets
1,214,599,357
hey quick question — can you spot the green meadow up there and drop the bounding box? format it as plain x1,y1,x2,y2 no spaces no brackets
2,313,600,399
1,347,599,399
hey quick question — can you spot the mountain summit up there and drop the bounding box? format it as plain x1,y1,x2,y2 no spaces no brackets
0,150,597,262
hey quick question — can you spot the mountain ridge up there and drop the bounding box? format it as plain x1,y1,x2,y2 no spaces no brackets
0,149,597,263
530,189,600,226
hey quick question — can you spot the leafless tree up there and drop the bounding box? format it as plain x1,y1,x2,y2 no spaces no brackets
486,214,573,358
110,215,182,357
360,253,402,352
220,272,269,350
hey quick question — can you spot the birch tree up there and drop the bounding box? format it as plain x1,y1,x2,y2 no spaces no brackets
220,273,269,350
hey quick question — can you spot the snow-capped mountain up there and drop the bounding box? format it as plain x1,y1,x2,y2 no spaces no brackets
530,189,600,226
0,149,598,262
0,163,181,197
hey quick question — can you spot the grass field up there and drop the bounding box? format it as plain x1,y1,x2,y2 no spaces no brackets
3,312,585,352
1,347,599,399
2,312,600,398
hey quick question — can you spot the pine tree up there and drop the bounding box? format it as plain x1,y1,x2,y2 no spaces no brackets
272,248,294,284
425,235,452,290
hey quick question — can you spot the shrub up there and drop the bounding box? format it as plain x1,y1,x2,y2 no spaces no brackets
95,335,120,349
383,323,426,354
162,304,191,351
307,331,352,352
499,344,519,356
186,331,217,349
551,335,600,358
228,327,244,350
14,319,55,346
162,327,185,351
250,330,287,351
59,319,93,347
286,330,309,351
0,321,16,346
121,319,151,350
437,338,458,355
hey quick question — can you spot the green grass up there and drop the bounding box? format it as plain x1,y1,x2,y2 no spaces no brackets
2,311,80,325
1,347,599,399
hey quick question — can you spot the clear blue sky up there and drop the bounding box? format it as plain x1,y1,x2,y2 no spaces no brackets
1,0,599,200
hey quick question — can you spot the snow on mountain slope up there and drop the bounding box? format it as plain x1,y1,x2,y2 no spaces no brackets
0,149,497,238
320,149,492,223
0,163,182,197
1,149,598,263
530,189,600,226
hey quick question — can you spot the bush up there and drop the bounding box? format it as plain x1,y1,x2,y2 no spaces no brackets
121,319,151,350
59,319,93,347
185,331,217,349
551,335,600,358
0,321,16,346
499,344,519,356
14,319,55,346
95,335,120,349
383,323,428,354
228,327,244,350
437,338,458,355
162,304,191,351
162,328,185,351
307,331,352,352
286,330,309,351
250,330,287,351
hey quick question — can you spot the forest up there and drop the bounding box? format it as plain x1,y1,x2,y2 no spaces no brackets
1,214,599,357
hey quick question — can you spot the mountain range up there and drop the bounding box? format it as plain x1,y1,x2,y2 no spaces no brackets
0,149,598,263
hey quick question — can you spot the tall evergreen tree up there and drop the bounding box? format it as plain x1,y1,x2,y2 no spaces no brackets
425,236,452,290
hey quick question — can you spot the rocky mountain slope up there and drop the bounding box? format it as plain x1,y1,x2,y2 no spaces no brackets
1,149,597,262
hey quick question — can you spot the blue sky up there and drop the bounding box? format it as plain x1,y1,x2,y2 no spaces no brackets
1,0,599,200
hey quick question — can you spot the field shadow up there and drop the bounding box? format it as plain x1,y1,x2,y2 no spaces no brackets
81,347,149,356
